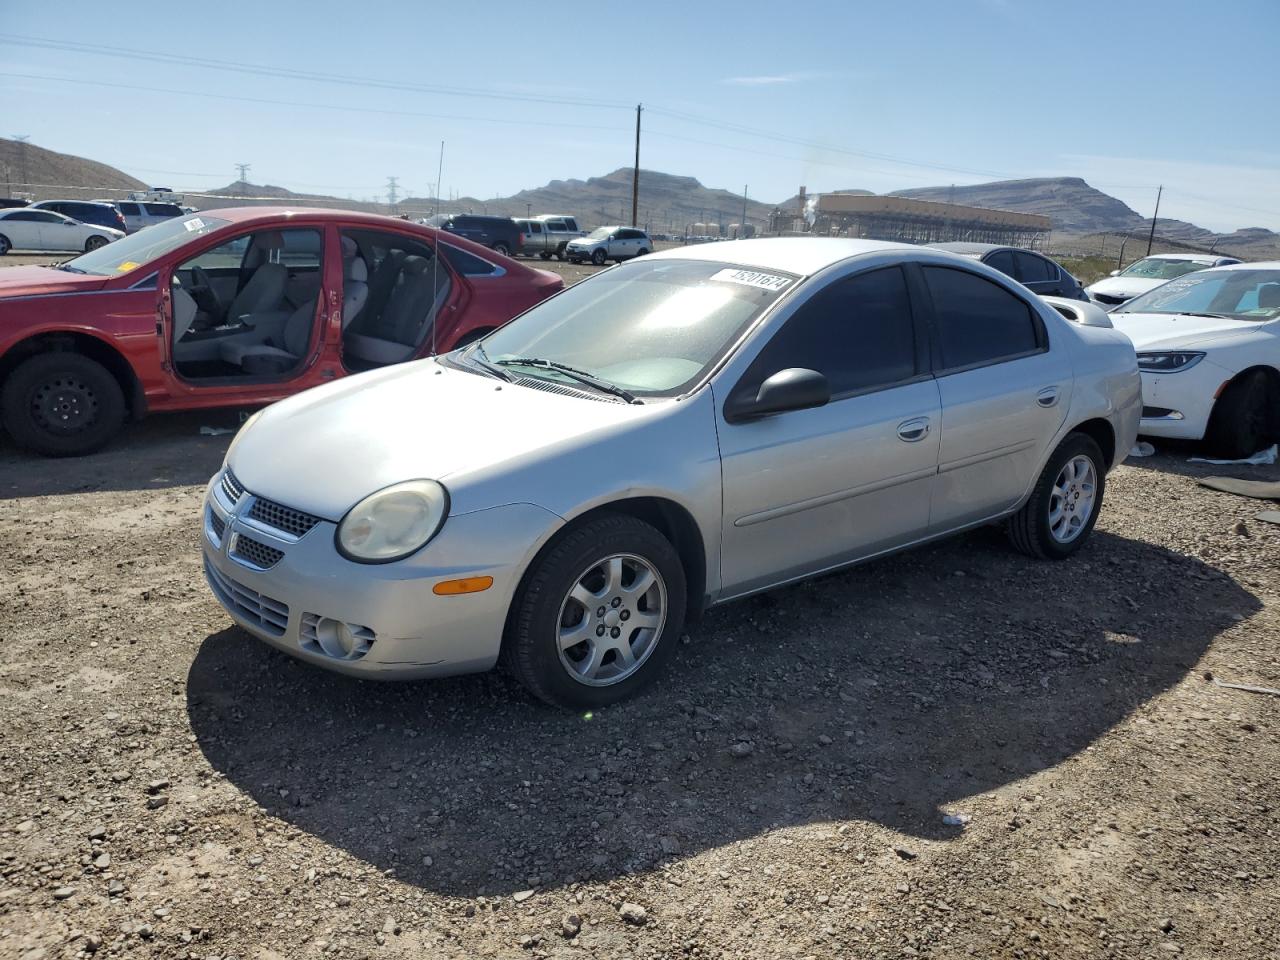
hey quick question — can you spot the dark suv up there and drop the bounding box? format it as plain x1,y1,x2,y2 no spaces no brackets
931,243,1088,301
29,200,127,233
430,214,522,257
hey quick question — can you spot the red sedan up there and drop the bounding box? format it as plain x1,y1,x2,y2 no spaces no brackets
0,207,563,456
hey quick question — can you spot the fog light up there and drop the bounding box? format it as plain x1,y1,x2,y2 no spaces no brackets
308,616,374,660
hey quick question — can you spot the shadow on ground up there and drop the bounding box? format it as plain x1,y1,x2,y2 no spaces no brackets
0,411,244,499
187,528,1258,897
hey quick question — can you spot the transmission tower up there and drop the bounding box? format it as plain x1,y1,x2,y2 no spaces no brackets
386,176,399,210
235,162,251,184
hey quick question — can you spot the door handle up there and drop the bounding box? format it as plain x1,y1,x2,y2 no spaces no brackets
1037,386,1060,408
897,417,930,442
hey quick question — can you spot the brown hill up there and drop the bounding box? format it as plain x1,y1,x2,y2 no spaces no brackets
0,137,146,200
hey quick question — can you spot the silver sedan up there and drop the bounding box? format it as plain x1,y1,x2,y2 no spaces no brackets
202,238,1141,707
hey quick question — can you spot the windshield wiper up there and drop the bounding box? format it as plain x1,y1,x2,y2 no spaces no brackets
494,357,639,404
54,263,86,273
1180,312,1233,319
462,342,512,381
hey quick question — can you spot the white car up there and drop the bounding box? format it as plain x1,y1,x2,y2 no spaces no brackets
1087,253,1240,307
0,208,124,255
1109,262,1280,458
565,226,651,265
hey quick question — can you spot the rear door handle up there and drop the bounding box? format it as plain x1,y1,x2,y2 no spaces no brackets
1037,386,1060,408
897,417,930,442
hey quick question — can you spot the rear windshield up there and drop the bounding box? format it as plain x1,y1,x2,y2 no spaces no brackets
60,214,230,276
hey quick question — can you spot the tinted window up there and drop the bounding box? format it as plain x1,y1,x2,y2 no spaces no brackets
441,243,497,276
5,211,39,221
1015,252,1054,283
528,222,543,234
985,250,1016,276
145,203,181,216
564,219,578,231
740,267,918,398
922,266,1041,370
119,203,140,215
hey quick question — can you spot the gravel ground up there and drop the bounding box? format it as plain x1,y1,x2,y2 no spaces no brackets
1,253,1279,960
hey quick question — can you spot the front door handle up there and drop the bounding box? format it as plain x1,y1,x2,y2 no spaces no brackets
897,417,930,442
1037,386,1060,408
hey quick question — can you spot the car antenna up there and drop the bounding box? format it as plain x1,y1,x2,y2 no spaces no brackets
432,139,445,359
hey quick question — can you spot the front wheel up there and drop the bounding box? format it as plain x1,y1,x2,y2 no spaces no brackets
1204,370,1277,460
491,242,510,256
84,235,109,252
1007,433,1106,560
591,249,607,266
1,352,127,457
0,234,10,255
503,514,687,708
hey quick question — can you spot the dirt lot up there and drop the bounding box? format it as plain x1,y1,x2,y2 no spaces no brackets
1,254,1278,960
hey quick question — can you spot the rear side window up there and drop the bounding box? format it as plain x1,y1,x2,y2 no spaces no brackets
1015,252,1055,283
922,266,1043,370
119,203,140,215
442,243,497,276
742,266,918,398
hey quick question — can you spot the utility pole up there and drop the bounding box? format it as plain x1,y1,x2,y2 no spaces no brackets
386,176,400,212
234,162,251,184
13,135,29,192
1145,185,1163,257
741,185,748,238
631,103,642,227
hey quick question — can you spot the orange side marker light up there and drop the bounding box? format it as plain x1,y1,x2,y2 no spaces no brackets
433,576,494,596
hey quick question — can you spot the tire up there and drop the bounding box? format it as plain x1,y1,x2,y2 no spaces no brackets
502,513,687,708
539,252,552,260
0,234,10,255
635,248,649,257
555,243,569,260
1,352,127,457
491,242,510,256
1007,433,1106,560
1204,370,1277,460
591,249,607,266
84,235,109,252
569,258,582,265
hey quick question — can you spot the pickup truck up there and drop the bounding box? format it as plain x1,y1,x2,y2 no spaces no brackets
514,215,584,260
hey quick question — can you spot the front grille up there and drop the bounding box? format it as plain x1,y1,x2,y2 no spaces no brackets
232,534,285,570
248,497,321,538
204,558,289,636
208,509,226,542
221,469,245,503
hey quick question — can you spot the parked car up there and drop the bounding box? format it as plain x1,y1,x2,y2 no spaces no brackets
1109,262,1280,458
0,198,30,210
430,214,522,256
116,200,185,233
514,215,585,259
0,208,562,456
0,208,123,255
931,242,1088,301
29,199,129,234
1086,253,1240,307
565,226,652,265
202,238,1140,707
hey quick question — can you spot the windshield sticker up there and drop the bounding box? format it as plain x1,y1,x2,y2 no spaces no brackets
183,217,205,232
710,268,791,292
116,261,139,272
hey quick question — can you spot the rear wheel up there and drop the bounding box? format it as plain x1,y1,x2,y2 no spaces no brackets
635,247,649,257
491,241,510,256
0,234,10,255
503,513,686,708
591,249,607,266
538,252,552,260
1007,433,1105,560
1,352,127,457
84,235,109,252
1204,370,1278,460
555,243,569,260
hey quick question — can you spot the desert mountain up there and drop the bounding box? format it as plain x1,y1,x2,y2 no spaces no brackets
1,137,146,198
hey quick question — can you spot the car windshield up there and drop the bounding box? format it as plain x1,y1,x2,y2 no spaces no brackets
61,214,230,276
1114,269,1280,321
1119,257,1212,280
585,227,613,240
469,259,797,397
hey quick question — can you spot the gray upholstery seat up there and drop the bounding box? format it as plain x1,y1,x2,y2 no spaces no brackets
226,231,288,322
344,255,450,365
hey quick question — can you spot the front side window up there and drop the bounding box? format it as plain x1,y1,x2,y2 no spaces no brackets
62,214,231,276
1114,269,1280,321
922,266,1042,370
1015,252,1055,283
472,259,795,397
734,266,918,400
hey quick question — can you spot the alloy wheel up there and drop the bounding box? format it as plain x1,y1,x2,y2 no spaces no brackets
556,553,667,686
1048,454,1097,543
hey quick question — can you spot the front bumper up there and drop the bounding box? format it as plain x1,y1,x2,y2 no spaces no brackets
1135,359,1231,441
200,473,562,680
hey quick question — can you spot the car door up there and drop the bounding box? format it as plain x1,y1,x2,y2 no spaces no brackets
1013,251,1061,296
915,264,1072,531
716,264,941,598
0,212,44,249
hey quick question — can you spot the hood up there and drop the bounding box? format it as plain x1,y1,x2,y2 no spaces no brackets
0,265,111,298
1086,276,1164,299
1109,311,1263,350
567,236,602,247
228,359,653,519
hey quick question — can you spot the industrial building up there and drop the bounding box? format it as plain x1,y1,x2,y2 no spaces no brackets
811,194,1051,248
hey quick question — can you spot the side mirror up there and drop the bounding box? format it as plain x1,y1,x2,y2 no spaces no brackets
1109,269,1120,277
725,368,830,423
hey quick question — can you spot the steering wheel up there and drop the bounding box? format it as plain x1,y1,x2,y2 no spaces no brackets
189,265,225,317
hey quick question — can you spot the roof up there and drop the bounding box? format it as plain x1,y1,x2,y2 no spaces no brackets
1142,253,1226,262
931,241,1007,255
645,237,917,276
187,205,432,228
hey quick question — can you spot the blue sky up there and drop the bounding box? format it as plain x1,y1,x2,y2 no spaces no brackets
2,0,1278,233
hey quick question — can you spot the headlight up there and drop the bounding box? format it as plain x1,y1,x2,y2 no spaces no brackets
1136,351,1206,373
336,480,449,563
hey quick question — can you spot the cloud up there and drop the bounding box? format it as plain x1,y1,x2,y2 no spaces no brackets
722,73,806,86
